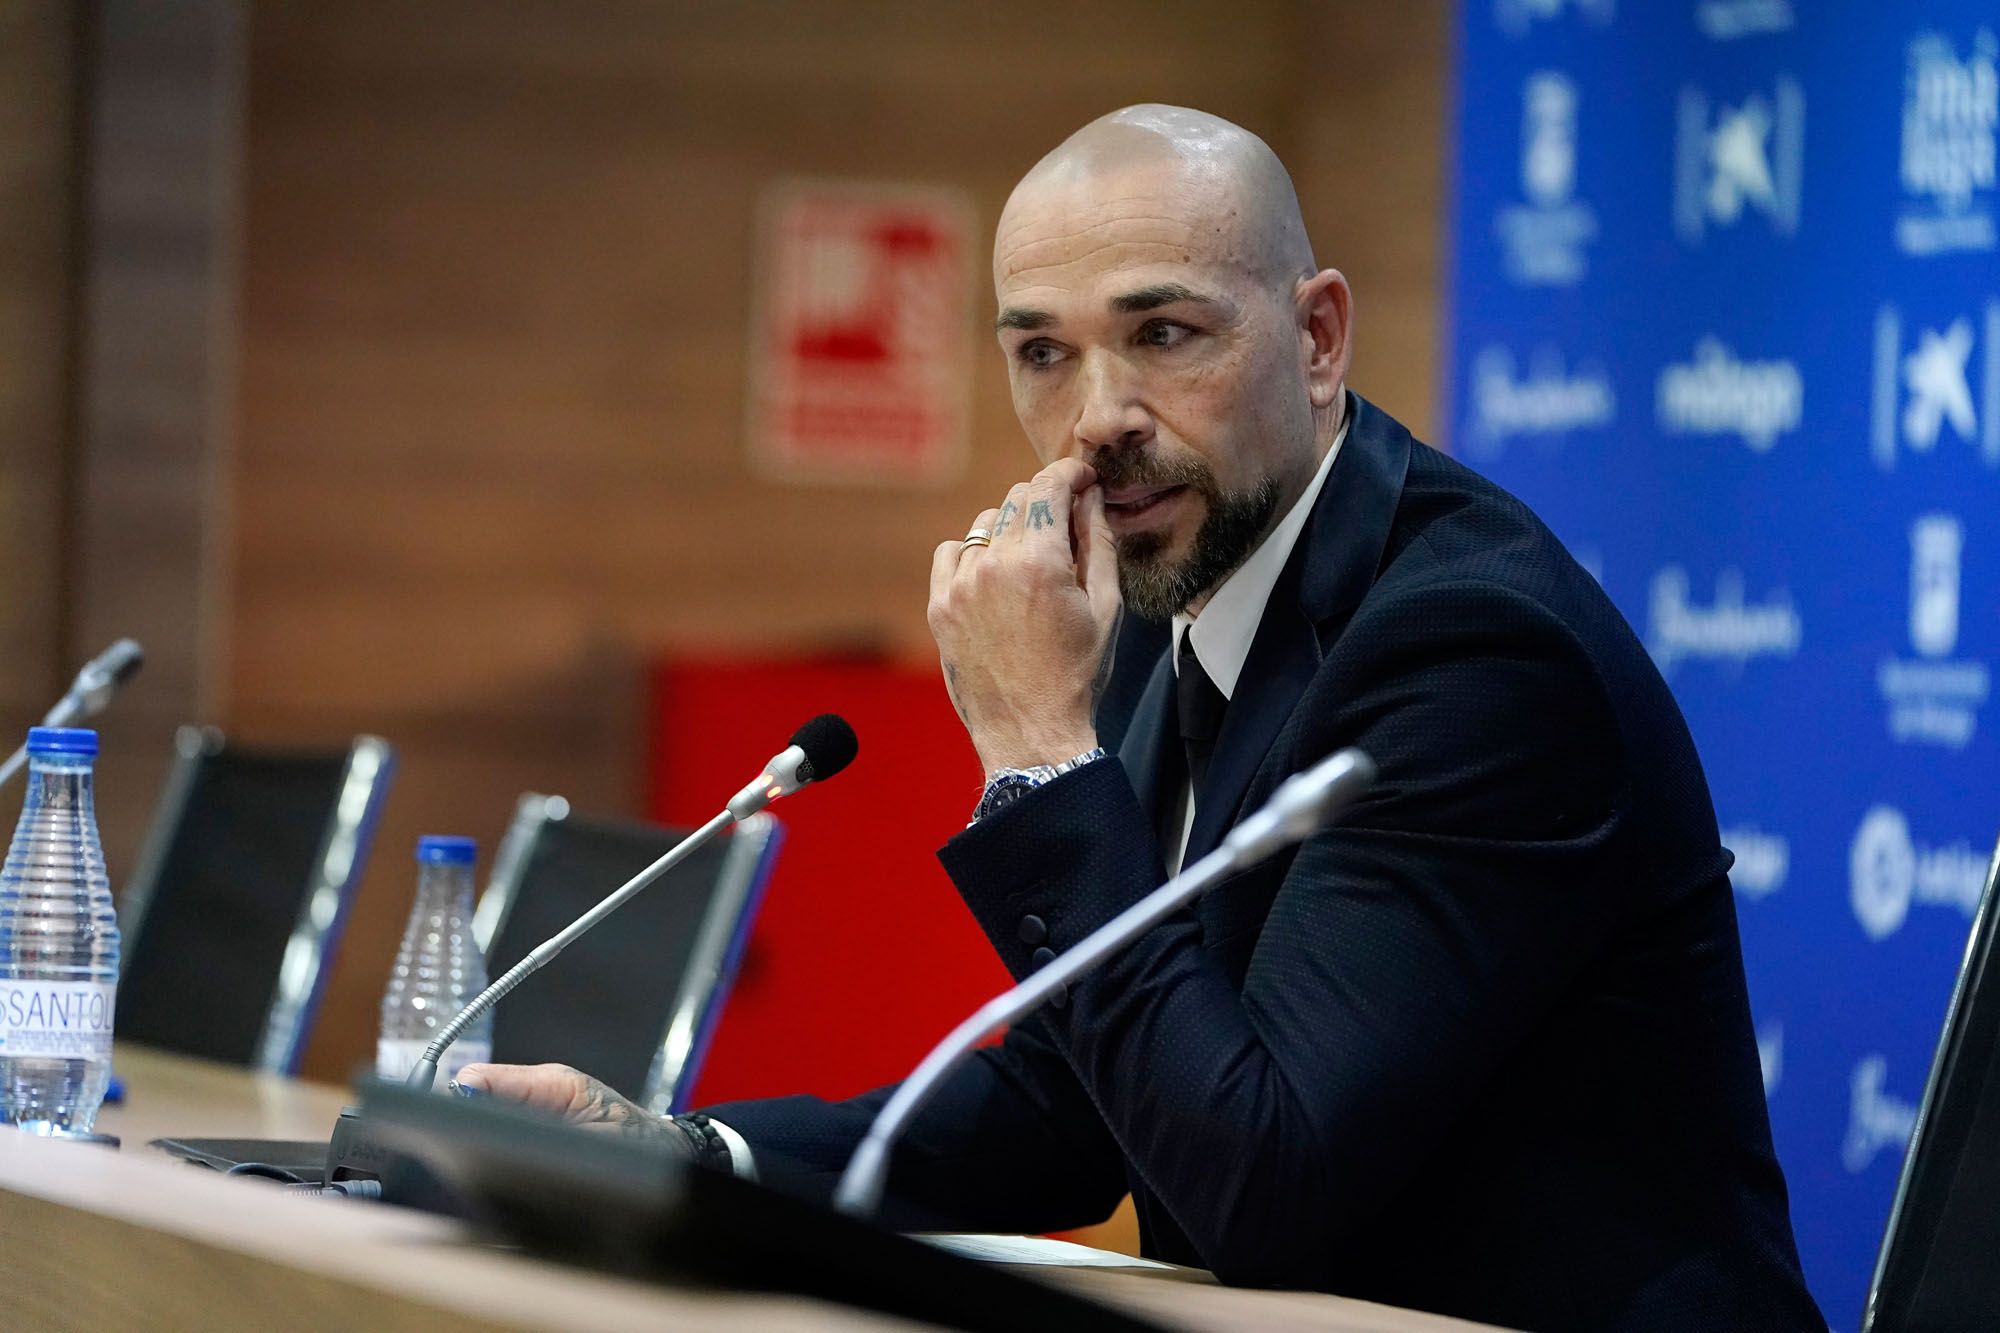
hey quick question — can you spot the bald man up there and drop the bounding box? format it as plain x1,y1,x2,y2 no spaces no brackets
461,107,1824,1332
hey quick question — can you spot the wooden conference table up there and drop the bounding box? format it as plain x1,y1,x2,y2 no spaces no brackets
0,1045,1508,1331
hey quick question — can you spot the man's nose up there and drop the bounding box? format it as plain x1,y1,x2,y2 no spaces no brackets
1071,351,1154,456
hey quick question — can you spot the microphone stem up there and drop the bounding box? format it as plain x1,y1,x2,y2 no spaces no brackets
406,807,738,1092
833,838,1242,1217
39,694,84,728
1,693,86,790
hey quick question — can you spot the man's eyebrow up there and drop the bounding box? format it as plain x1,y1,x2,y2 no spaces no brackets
1110,282,1219,314
993,283,1219,333
995,307,1054,332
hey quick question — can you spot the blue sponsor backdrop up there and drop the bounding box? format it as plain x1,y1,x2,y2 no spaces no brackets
1448,1,1998,1324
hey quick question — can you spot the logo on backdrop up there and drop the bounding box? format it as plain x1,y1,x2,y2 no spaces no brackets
1497,72,1598,287
1696,0,1795,42
1646,567,1801,674
1849,805,1990,941
1465,344,1616,451
1723,824,1789,899
1757,1019,1783,1098
1871,301,2000,469
1655,337,1802,452
1897,28,1998,257
1494,0,1614,38
1879,514,1991,749
1674,76,1805,244
1843,1055,1919,1174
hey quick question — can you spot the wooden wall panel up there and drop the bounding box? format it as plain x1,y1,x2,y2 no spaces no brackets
231,2,1448,1088
71,0,244,875
0,4,75,734
1287,3,1450,442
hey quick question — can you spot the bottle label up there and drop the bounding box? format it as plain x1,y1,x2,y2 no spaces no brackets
376,1037,492,1086
0,981,116,1060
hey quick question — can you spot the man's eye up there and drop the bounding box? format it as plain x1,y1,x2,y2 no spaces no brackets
1018,341,1066,369
1139,320,1193,349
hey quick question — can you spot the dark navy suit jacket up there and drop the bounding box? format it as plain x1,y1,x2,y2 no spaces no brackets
707,396,1825,1332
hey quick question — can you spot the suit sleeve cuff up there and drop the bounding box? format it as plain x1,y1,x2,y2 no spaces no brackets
937,757,1171,999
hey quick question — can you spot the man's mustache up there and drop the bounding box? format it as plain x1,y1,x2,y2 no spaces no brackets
1086,447,1219,498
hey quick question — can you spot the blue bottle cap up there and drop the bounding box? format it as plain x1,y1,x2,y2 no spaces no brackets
26,727,98,758
416,835,477,865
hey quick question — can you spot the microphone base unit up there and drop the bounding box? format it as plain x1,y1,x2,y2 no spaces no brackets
325,1104,395,1182
324,1101,463,1214
350,1077,1162,1333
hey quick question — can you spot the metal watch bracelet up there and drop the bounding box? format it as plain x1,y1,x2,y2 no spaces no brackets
970,747,1106,824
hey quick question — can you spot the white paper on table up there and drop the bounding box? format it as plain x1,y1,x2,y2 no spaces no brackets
914,1233,1174,1269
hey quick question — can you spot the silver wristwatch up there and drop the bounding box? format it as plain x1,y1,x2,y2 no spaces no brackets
971,748,1107,824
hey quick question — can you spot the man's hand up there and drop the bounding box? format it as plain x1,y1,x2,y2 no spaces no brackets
929,457,1122,773
453,1061,688,1153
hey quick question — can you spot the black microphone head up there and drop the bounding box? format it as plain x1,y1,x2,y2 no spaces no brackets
101,639,145,687
790,713,858,785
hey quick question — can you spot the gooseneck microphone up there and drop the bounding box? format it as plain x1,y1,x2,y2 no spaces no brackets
0,639,146,788
832,746,1376,1217
404,714,858,1093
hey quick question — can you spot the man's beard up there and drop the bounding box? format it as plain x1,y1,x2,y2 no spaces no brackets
1092,448,1281,623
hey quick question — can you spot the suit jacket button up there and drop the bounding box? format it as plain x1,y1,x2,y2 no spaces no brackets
1050,984,1068,1010
1018,915,1048,946
1030,946,1056,969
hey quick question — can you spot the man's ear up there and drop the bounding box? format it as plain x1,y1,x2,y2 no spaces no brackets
1297,269,1353,411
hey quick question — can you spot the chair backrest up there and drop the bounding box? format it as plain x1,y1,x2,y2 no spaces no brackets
117,726,396,1073
471,795,779,1113
1863,831,2000,1332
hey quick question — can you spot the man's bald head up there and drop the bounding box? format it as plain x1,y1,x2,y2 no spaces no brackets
997,104,1316,292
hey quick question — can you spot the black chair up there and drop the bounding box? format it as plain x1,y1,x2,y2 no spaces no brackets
115,726,396,1073
1863,831,2000,1332
471,795,780,1113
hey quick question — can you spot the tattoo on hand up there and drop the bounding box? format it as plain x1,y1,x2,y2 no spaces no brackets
575,1076,674,1144
1027,499,1056,531
944,662,969,725
994,501,1020,537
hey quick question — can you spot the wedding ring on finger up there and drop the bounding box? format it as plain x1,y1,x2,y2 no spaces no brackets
961,527,994,550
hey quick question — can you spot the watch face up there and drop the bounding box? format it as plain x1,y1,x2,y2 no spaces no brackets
988,778,1034,809
976,771,1043,822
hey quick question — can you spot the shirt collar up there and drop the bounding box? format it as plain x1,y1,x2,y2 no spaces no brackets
1171,415,1349,700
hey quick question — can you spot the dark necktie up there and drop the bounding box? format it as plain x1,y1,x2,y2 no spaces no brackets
1176,633,1228,803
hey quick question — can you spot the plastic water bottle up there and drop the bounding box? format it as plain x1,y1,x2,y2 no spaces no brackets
377,835,490,1085
0,728,120,1134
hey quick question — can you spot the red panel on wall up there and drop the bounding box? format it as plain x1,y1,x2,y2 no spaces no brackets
649,655,1007,1106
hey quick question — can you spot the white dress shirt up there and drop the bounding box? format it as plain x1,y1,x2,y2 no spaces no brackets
1164,416,1350,873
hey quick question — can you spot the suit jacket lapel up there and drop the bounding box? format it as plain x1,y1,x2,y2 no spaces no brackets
1182,393,1413,865
1117,652,1174,825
